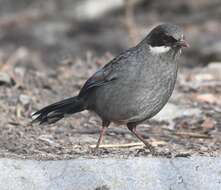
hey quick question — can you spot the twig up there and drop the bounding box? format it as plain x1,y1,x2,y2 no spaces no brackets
90,142,144,149
90,140,166,149
174,132,210,138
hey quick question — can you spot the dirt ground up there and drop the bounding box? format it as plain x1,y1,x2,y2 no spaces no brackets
0,0,220,160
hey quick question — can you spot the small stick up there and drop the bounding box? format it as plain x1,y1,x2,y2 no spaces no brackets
90,140,166,149
174,132,210,138
90,142,144,149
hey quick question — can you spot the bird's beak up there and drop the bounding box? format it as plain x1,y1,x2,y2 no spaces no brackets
177,39,189,48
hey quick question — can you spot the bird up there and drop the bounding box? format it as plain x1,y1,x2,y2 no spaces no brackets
32,23,189,153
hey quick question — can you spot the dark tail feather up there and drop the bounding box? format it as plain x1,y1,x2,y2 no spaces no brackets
32,96,85,124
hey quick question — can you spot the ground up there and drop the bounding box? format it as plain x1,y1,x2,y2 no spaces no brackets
0,53,220,160
0,0,220,160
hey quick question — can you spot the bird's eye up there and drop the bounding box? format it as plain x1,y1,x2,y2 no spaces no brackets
162,35,177,45
166,36,177,43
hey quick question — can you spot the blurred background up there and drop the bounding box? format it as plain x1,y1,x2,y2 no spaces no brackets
0,0,221,66
0,0,220,159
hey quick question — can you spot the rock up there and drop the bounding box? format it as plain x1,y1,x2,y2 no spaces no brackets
208,62,221,69
14,67,26,78
19,94,31,105
1,157,221,190
207,62,221,80
152,103,201,126
0,72,13,86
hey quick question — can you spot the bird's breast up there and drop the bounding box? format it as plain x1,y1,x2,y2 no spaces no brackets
89,55,178,123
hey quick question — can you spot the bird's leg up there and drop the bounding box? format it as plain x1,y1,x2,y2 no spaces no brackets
95,127,106,149
127,123,155,154
95,120,110,149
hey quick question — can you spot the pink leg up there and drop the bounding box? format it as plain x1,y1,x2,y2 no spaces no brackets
95,127,106,149
95,120,110,149
127,123,155,153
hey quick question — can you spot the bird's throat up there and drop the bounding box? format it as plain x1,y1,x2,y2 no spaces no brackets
149,45,171,54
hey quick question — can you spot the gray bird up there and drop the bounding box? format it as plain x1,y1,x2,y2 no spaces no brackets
32,23,189,152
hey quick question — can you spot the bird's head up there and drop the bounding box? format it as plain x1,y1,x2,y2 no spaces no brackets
147,23,189,55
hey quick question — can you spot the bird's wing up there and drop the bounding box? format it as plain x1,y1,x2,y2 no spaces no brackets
78,47,136,97
78,60,118,97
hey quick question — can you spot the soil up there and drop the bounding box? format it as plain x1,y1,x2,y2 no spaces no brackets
0,0,220,160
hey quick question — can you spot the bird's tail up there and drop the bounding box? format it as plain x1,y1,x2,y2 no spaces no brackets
32,96,85,124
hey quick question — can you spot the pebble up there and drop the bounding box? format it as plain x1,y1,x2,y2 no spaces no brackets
0,72,13,85
19,94,31,105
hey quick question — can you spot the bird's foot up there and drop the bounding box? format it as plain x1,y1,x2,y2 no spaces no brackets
141,141,163,156
145,145,172,157
146,144,158,156
90,147,109,156
89,146,99,155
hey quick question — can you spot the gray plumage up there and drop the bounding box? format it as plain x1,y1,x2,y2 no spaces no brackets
32,23,188,150
86,42,178,124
